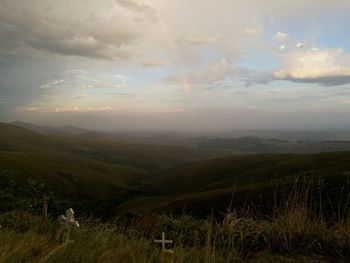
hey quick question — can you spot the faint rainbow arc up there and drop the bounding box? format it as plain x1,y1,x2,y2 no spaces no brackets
156,16,192,93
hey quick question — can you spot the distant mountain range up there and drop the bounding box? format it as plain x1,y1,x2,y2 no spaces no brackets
0,122,226,198
11,121,93,135
9,121,350,154
193,136,350,153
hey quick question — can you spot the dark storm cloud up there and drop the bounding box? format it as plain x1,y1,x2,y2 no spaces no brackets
243,71,350,87
115,0,156,17
0,0,155,60
279,75,350,87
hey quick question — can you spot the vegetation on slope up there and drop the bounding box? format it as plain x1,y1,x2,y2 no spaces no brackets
149,152,350,194
1,199,350,262
196,136,350,153
116,152,350,216
2,123,350,261
0,123,227,217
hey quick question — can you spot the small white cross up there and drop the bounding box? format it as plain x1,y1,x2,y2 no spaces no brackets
58,208,79,242
59,208,80,228
154,232,173,252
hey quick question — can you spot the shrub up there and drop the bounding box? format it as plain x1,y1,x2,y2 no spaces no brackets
0,210,40,232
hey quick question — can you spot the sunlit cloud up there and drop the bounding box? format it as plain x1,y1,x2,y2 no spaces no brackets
39,80,64,89
69,94,88,100
274,49,350,86
273,32,289,42
244,29,261,37
176,34,217,45
66,69,87,75
21,105,115,113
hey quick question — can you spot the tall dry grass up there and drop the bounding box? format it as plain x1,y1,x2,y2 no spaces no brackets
1,180,350,262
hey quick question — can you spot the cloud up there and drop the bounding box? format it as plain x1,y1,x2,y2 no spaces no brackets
273,32,289,42
244,29,261,37
113,75,128,88
69,94,88,100
82,74,129,89
141,60,168,67
3,0,350,129
240,70,274,87
40,79,64,89
165,58,235,87
21,105,115,113
274,49,350,86
176,34,217,45
115,0,156,17
66,69,87,75
169,46,350,88
165,61,277,89
66,72,130,89
0,0,156,60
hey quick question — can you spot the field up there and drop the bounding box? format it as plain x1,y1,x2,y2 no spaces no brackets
116,152,350,217
1,123,350,262
0,123,227,216
1,200,350,263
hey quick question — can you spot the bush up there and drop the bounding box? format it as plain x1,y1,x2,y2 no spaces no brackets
0,210,40,232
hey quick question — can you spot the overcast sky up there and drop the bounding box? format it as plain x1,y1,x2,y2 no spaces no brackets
1,0,350,131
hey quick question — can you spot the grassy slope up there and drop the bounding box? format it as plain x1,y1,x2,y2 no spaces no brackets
196,136,350,154
0,123,227,199
0,123,145,199
116,151,350,215
68,137,227,175
0,229,331,263
0,209,346,262
3,122,350,216
149,152,350,194
0,151,142,199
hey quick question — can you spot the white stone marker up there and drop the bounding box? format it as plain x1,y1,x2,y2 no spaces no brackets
58,208,80,242
154,232,173,253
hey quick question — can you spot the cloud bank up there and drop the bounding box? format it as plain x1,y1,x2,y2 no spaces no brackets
1,0,350,130
0,0,155,60
275,49,350,86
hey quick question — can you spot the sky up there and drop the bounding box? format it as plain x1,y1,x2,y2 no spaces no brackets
1,0,350,131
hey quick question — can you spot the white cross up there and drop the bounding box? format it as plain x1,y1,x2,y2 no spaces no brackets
154,232,173,252
59,208,80,228
58,208,79,242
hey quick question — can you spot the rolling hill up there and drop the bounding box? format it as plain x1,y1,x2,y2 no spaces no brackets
194,136,350,153
10,121,93,135
115,151,350,216
3,122,350,219
0,122,228,199
0,123,144,199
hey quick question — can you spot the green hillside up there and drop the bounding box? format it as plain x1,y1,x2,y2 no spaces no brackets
0,123,145,200
148,152,350,194
195,136,350,154
0,123,227,202
3,122,350,219
10,121,92,135
116,151,350,216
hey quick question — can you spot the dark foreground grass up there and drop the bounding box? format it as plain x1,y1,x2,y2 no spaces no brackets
1,178,350,263
0,205,349,263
